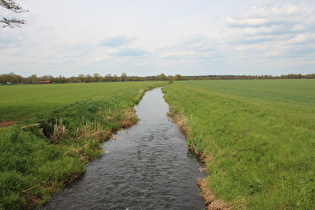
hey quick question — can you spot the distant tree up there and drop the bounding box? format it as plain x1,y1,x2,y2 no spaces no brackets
158,73,167,81
145,75,157,81
27,74,38,84
40,75,54,82
78,74,85,83
112,74,118,82
93,73,102,82
58,75,67,83
2,72,315,85
104,74,112,82
69,76,80,83
0,72,24,84
174,74,182,81
121,72,128,81
167,75,174,84
0,0,28,28
85,74,92,83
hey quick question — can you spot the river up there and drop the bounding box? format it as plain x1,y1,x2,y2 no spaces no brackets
44,88,205,210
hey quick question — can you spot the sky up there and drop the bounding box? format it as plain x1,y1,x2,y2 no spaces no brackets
0,0,314,77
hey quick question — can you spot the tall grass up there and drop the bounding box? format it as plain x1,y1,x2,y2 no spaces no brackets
163,80,315,209
0,82,165,209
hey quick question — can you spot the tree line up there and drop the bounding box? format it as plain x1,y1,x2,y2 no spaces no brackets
0,72,173,84
1,72,314,85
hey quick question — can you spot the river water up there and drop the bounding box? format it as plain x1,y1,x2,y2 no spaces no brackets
44,88,205,210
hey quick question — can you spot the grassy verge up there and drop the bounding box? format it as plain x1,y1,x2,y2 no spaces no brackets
0,82,165,209
163,80,315,209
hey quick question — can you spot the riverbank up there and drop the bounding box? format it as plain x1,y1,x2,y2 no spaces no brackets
0,82,165,209
166,103,230,210
162,80,315,209
43,87,205,209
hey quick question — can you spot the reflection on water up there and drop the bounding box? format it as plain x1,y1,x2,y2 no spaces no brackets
44,88,205,210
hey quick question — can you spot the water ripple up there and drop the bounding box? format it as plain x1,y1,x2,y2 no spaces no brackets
44,88,205,210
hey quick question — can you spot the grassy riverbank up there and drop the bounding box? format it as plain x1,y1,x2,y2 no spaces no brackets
163,80,315,209
0,82,165,209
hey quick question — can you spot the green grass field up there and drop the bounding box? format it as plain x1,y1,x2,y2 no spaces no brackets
0,81,165,209
0,82,164,123
163,80,315,209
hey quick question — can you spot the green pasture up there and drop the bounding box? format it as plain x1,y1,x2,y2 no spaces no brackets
0,82,162,123
0,81,164,209
163,79,315,209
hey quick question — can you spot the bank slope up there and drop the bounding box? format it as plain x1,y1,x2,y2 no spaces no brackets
163,80,315,209
0,82,165,209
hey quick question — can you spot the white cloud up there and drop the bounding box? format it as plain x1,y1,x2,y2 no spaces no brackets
160,51,195,60
109,48,149,57
0,0,314,77
157,35,225,62
101,35,136,47
289,33,315,45
227,17,268,27
226,4,313,34
226,3,315,62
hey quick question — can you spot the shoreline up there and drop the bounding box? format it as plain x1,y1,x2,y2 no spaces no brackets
0,83,165,210
164,94,230,210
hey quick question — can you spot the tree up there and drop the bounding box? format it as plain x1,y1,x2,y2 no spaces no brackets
93,73,102,82
0,72,24,84
167,75,174,84
27,74,38,84
174,74,182,81
112,74,118,82
121,72,128,81
40,75,54,82
78,74,85,83
58,75,67,83
104,74,112,82
0,0,27,28
158,73,167,81
85,74,92,83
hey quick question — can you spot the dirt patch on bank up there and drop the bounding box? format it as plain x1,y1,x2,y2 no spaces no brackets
0,121,16,127
198,179,230,210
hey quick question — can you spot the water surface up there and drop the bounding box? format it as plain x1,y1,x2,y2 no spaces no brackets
44,88,205,210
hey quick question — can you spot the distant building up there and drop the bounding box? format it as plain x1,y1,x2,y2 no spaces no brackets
39,81,52,84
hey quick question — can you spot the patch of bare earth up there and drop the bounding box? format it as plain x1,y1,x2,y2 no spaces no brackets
0,121,16,127
198,179,230,210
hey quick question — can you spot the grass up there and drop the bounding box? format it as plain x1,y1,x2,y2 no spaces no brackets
0,82,162,123
0,81,165,209
163,80,315,209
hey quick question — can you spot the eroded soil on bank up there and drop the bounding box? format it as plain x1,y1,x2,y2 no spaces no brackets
0,121,16,127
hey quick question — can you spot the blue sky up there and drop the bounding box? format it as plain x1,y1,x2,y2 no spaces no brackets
0,0,314,77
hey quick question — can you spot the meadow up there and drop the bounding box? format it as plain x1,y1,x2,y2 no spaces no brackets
163,80,315,209
0,82,162,123
0,81,165,209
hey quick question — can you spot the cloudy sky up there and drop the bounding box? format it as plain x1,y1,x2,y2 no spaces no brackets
0,0,314,77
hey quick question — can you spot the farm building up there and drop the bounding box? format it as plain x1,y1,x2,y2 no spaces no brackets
39,81,52,84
